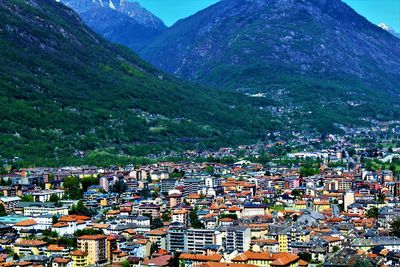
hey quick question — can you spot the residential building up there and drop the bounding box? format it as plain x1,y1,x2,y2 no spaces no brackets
77,235,107,265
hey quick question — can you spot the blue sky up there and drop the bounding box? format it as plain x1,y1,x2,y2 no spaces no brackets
135,0,400,32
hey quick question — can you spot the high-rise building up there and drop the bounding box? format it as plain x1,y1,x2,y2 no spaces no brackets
77,235,107,265
161,179,177,194
182,179,204,196
225,226,251,252
167,226,221,253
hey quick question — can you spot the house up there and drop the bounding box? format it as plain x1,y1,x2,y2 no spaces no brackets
14,239,48,256
47,244,69,258
232,251,300,267
52,215,90,235
52,257,73,267
179,253,223,267
142,254,172,267
70,250,88,267
13,219,38,234
172,209,189,226
0,197,21,213
243,203,267,217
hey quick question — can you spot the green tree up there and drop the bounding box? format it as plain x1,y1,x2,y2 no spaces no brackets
49,194,60,203
139,188,151,198
162,212,170,222
121,260,130,267
291,189,302,198
52,215,59,224
298,252,311,262
219,214,238,220
151,217,164,229
81,176,99,191
74,228,103,237
0,205,7,216
110,179,127,194
189,208,204,229
21,195,34,202
70,201,92,217
63,176,83,200
352,258,372,267
150,242,159,254
366,206,379,219
13,253,19,261
58,237,77,248
0,166,7,175
170,169,185,178
206,166,214,174
390,218,400,237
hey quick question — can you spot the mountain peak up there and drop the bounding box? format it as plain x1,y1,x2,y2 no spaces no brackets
1,0,275,164
378,22,400,39
140,0,400,132
58,0,166,50
59,0,166,29
378,22,391,31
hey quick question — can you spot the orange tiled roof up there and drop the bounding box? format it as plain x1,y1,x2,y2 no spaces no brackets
179,254,222,262
219,218,235,222
52,222,69,228
53,258,71,264
321,236,341,242
15,240,47,247
15,219,36,227
227,206,242,211
107,235,118,241
133,239,148,245
77,235,107,240
106,210,120,215
16,261,31,267
92,223,110,229
271,252,299,266
298,259,309,266
173,209,188,215
204,263,258,267
59,215,90,222
70,250,87,256
148,229,166,235
232,251,274,261
48,244,65,251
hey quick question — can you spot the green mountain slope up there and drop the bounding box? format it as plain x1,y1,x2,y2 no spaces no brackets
0,0,279,166
140,0,400,131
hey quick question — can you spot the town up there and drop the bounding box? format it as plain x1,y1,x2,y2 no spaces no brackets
1,125,400,267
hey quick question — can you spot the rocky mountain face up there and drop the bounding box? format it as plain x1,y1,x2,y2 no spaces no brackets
58,0,166,50
379,23,400,39
0,0,276,165
140,0,400,131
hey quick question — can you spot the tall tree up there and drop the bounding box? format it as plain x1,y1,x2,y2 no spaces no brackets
0,205,7,216
366,207,379,219
391,218,400,238
189,208,204,229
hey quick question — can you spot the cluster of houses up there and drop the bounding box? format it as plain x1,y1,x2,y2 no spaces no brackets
1,131,400,267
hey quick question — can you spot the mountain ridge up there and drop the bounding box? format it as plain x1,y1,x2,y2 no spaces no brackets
0,0,279,166
139,0,400,131
58,0,166,50
378,22,400,39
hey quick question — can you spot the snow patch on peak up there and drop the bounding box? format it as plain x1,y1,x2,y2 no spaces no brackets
378,22,391,31
109,0,116,9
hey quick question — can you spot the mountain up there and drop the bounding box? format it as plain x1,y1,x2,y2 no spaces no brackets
140,0,400,131
0,0,279,166
58,0,166,50
378,23,400,39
